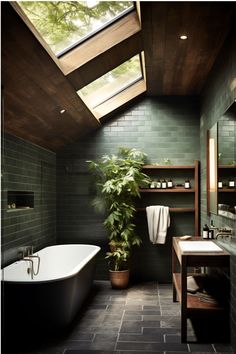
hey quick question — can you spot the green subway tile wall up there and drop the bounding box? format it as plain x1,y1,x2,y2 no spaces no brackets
57,96,200,282
200,28,236,350
1,133,56,267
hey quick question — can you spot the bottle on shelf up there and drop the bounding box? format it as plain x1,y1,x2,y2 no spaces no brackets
228,178,235,188
167,179,173,188
150,180,156,189
209,220,217,239
161,179,167,189
184,178,191,189
156,179,161,189
218,180,223,189
202,224,209,239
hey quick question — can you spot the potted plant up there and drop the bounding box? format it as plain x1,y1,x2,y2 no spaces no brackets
87,147,150,288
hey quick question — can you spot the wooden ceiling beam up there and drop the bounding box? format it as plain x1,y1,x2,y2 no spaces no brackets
67,31,143,91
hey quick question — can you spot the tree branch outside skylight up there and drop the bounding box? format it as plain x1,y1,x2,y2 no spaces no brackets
19,1,134,56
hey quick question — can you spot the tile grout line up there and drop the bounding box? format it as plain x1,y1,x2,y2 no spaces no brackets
212,343,217,352
115,296,127,351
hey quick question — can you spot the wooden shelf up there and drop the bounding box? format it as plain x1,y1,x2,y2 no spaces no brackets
6,207,33,212
139,188,194,193
137,207,194,213
218,188,236,192
219,165,236,169
140,160,199,236
143,164,195,170
173,273,225,312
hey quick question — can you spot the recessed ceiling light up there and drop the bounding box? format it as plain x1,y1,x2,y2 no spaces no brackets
180,35,188,40
60,109,66,114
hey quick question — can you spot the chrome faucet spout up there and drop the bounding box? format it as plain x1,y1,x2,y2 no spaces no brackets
26,254,41,276
215,228,232,240
21,257,34,279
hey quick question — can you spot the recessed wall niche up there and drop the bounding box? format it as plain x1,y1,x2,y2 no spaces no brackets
7,191,34,211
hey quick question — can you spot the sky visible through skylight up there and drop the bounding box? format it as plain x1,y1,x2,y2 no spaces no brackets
77,54,142,108
18,1,134,56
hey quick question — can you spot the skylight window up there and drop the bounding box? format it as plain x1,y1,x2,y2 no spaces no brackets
18,1,134,57
77,54,143,109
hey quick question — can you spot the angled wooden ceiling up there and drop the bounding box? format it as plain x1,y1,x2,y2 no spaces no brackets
141,2,236,95
2,2,236,151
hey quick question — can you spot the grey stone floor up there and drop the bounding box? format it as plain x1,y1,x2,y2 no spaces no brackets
12,281,234,353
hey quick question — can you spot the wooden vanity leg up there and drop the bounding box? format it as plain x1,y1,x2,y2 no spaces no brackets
181,256,187,342
172,246,177,302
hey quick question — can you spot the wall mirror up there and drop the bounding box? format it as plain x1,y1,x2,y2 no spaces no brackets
207,102,236,219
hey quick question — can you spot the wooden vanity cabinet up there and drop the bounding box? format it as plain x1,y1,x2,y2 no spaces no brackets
172,237,230,342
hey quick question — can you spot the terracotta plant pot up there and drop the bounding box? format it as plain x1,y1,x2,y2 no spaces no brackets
109,269,130,289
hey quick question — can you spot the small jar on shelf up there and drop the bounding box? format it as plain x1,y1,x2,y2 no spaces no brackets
167,179,173,188
161,179,167,189
184,179,191,189
228,178,235,188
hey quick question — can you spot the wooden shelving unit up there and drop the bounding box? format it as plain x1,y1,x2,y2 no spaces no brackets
172,237,230,342
140,188,195,193
140,160,199,235
137,207,194,213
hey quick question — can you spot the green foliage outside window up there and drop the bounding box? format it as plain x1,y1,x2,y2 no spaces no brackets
19,1,133,55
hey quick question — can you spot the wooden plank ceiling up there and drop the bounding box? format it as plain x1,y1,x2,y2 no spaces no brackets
141,2,235,95
2,2,236,151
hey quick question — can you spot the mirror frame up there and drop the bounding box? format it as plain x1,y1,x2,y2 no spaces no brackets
207,123,218,215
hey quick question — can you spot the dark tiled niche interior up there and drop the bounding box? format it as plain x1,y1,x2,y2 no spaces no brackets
9,281,233,354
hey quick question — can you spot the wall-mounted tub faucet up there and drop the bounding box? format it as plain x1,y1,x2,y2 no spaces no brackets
18,246,40,279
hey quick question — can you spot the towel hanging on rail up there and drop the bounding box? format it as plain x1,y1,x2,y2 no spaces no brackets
146,205,170,244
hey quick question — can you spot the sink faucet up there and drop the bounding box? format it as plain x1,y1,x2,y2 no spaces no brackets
215,228,233,240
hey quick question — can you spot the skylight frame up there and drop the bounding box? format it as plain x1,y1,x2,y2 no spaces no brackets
77,53,144,110
17,1,135,58
57,4,135,58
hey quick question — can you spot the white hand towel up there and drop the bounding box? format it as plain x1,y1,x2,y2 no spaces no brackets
146,206,170,244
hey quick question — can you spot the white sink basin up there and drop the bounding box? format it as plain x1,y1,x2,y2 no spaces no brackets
179,241,224,253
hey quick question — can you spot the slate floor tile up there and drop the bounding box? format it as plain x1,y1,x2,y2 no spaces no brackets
143,305,161,310
117,352,164,354
65,350,116,354
188,343,215,352
123,314,142,320
161,316,181,328
213,344,234,352
65,340,116,351
143,327,181,335
165,334,182,343
104,314,123,321
124,310,161,315
7,281,233,354
116,341,188,351
68,332,94,341
142,314,162,320
94,333,118,342
119,321,143,334
118,332,164,342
